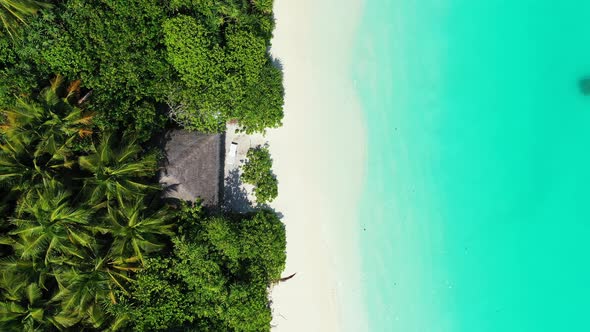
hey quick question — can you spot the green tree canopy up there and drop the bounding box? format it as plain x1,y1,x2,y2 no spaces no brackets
241,146,278,204
119,208,286,331
0,0,282,136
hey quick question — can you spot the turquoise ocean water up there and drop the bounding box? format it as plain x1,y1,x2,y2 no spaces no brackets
353,1,590,331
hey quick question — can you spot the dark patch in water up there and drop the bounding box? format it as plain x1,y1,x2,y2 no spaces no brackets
578,77,590,95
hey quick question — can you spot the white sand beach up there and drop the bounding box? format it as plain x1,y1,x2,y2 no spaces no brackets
266,0,368,331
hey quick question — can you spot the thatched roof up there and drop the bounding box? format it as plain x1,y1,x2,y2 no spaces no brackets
159,130,223,207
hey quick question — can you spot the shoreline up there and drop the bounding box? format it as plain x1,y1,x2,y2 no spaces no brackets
267,0,368,331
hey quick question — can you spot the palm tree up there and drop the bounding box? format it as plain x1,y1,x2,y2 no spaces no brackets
33,76,94,161
1,76,94,160
0,76,94,191
0,134,49,192
0,271,78,331
51,256,134,329
0,190,12,228
0,0,51,38
9,179,96,265
0,256,52,292
105,198,174,265
79,133,158,206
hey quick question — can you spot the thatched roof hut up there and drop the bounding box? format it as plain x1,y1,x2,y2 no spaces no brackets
159,130,223,207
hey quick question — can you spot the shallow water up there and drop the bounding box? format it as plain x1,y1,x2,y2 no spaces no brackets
353,1,590,331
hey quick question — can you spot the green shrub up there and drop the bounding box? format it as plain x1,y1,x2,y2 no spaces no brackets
241,146,278,204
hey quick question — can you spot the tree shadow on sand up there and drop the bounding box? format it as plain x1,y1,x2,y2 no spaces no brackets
222,168,253,213
222,168,285,220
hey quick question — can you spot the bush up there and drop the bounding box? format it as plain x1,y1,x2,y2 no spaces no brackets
241,146,278,204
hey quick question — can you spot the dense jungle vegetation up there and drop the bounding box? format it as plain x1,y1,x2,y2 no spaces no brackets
0,1,286,331
0,0,284,137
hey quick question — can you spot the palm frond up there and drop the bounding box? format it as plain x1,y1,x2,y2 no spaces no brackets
66,80,81,98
